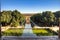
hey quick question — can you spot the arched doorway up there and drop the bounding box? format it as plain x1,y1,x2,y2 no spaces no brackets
26,16,30,24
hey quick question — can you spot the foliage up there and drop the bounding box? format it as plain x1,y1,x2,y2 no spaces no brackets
2,28,23,36
33,28,58,36
1,10,60,27
30,11,60,27
0,11,12,26
0,10,25,26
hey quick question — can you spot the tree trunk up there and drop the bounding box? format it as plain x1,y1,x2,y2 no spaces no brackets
0,24,1,38
59,23,60,38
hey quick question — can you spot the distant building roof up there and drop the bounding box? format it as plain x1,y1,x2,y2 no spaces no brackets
22,14,35,16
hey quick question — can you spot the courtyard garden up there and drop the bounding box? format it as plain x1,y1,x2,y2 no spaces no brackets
1,10,60,36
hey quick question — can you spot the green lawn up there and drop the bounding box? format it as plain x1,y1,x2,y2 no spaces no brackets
2,28,24,36
32,28,58,36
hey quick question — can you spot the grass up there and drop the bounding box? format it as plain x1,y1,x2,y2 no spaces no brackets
32,28,58,36
2,28,24,36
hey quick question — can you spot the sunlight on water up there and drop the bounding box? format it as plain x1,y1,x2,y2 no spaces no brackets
22,24,36,37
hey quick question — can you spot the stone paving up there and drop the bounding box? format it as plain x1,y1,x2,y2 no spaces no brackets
1,36,60,40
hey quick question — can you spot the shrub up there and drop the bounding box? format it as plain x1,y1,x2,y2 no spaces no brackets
33,28,58,36
2,28,23,36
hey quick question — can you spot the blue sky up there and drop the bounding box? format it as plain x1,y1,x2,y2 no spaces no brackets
1,0,60,13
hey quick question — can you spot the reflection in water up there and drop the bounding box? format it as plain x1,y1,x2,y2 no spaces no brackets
22,24,36,37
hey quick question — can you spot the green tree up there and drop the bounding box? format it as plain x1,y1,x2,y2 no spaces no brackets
54,11,60,26
42,11,55,26
31,11,55,27
11,10,25,27
10,17,20,27
1,11,12,26
1,10,25,27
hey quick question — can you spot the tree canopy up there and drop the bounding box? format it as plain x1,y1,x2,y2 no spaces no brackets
0,10,60,27
30,11,60,27
0,10,25,27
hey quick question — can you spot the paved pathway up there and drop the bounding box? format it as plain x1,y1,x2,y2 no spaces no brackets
1,36,59,40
